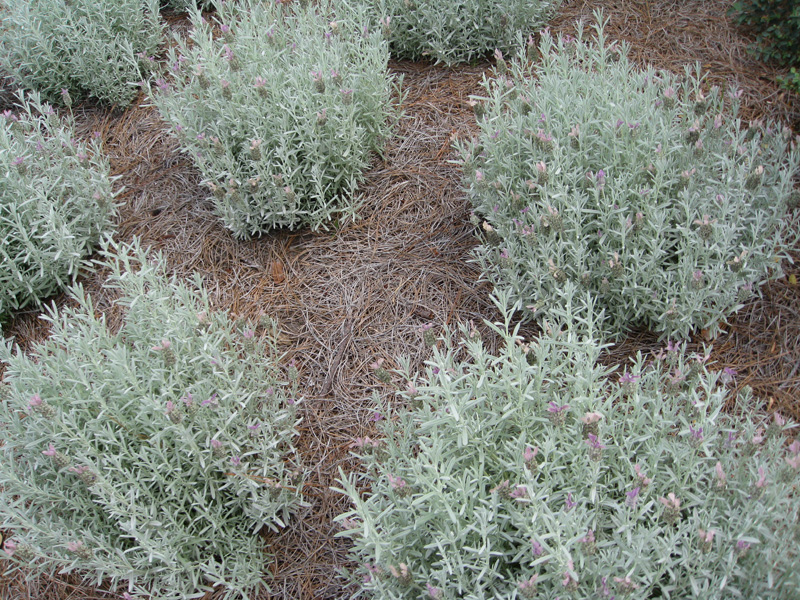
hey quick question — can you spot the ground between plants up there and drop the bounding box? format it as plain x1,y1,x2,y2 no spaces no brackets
0,0,798,598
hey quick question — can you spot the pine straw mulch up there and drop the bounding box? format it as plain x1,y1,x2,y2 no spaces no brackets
1,0,799,598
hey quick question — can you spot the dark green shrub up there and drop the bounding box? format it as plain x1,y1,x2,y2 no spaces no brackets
730,0,800,68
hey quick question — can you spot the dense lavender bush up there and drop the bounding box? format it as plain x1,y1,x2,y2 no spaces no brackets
364,0,560,65
0,91,116,322
337,292,800,599
0,0,162,106
150,0,401,238
459,17,800,340
0,239,301,599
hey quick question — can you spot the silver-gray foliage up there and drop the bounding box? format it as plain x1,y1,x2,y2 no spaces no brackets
459,16,800,340
0,91,116,322
0,238,302,599
365,0,560,66
337,291,800,599
150,0,401,238
0,0,163,106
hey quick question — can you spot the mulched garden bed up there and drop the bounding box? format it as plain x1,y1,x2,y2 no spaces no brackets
1,0,798,598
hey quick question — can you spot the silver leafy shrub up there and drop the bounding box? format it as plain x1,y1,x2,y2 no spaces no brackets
365,0,560,66
0,239,301,599
0,0,163,106
337,292,800,599
0,91,116,322
459,17,800,340
150,0,401,238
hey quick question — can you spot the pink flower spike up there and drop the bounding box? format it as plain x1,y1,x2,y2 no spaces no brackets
786,454,800,470
581,411,603,424
230,455,242,467
29,394,43,407
425,583,442,599
3,540,17,557
659,492,680,510
509,485,528,500
210,439,223,449
388,474,407,490
523,445,538,463
755,467,767,488
67,541,83,552
584,433,606,449
151,339,171,351
43,443,57,457
789,440,800,455
715,461,727,486
698,528,715,543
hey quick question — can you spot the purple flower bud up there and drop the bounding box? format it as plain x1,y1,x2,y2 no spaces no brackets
625,486,640,508
425,583,442,599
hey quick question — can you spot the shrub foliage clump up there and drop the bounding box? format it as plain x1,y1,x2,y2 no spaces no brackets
729,0,800,68
0,0,163,106
365,0,560,66
459,18,800,340
337,293,800,599
0,92,116,322
0,239,302,599
150,0,401,238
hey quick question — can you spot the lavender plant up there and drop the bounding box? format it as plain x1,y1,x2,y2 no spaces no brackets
337,291,800,599
0,238,302,599
0,91,116,322
149,0,401,238
363,0,560,65
459,16,800,340
0,0,162,106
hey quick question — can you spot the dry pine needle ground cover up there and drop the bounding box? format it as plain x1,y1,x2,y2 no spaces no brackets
1,0,799,598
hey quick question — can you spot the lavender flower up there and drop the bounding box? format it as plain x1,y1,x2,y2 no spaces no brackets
581,411,603,437
634,463,652,487
697,528,715,553
659,492,681,524
715,461,727,488
736,539,751,558
562,559,579,591
425,583,442,599
518,574,538,598
547,401,570,426
688,425,704,448
585,433,606,461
